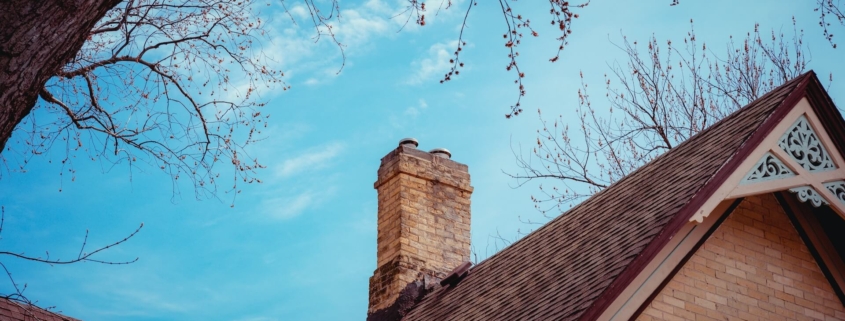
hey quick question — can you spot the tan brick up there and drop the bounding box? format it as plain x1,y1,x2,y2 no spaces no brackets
652,300,675,314
705,274,729,289
664,295,686,309
745,270,768,287
695,262,718,277
794,297,817,310
803,291,825,306
785,301,805,314
736,261,757,274
785,285,805,299
642,306,664,319
663,313,686,321
725,266,747,278
783,269,805,283
775,289,797,303
695,297,717,310
739,310,761,321
748,288,769,302
823,298,843,311
705,292,728,306
635,194,845,321
765,247,783,259
696,313,720,321
370,146,473,313
773,272,794,286
736,294,759,307
759,301,777,313
687,283,710,298
684,302,708,315
767,279,785,292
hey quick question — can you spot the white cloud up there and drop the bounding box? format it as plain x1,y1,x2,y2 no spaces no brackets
256,0,406,86
265,26,318,72
406,40,458,85
403,99,429,118
256,141,345,220
263,191,315,220
287,4,309,19
260,184,338,220
275,142,345,178
334,7,391,49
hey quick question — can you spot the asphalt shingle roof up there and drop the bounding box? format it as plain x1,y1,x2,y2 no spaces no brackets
0,298,80,321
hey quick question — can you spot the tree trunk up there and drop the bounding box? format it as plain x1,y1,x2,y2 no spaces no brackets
0,0,121,153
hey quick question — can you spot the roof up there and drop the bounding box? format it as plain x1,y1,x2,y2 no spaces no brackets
403,72,829,320
0,298,80,321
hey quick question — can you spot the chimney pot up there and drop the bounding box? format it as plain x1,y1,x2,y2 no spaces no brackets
429,148,452,159
399,137,419,148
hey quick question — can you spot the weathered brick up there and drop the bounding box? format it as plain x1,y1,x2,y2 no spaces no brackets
369,144,473,313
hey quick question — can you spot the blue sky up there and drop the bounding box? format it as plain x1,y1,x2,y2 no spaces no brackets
1,1,844,320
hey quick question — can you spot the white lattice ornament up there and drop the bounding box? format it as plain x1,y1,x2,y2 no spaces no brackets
778,116,837,172
824,181,845,205
789,186,829,207
741,152,795,184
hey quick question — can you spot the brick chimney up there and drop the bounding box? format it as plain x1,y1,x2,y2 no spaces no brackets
368,138,472,315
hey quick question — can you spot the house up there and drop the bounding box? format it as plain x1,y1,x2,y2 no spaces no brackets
367,71,845,320
0,298,80,321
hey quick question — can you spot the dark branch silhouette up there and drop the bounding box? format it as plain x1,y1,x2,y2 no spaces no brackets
0,207,143,307
509,20,814,217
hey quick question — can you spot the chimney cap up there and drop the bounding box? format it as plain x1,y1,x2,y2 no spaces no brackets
429,148,452,159
399,138,419,148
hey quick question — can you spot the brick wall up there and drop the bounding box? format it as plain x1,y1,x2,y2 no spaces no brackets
368,145,472,313
637,194,845,321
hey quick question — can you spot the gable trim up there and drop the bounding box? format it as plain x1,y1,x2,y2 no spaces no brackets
576,72,815,321
713,97,845,217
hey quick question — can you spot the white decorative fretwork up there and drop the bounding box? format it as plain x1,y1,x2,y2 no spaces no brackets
778,115,837,172
740,152,795,184
789,186,829,207
824,180,845,205
692,102,845,224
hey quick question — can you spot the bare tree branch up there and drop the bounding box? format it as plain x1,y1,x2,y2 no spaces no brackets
0,207,143,304
509,20,813,218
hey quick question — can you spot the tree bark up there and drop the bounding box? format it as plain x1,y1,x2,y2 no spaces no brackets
0,0,121,153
